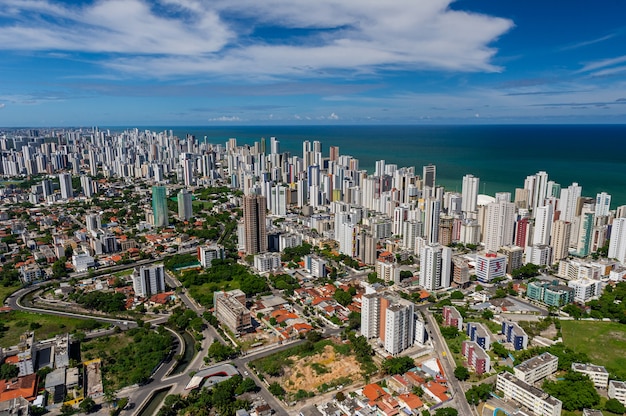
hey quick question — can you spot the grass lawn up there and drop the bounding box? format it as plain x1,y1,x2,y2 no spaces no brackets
0,283,21,303
561,320,626,379
0,310,103,348
112,269,134,278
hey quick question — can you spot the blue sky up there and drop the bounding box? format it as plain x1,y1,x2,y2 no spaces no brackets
1,0,626,126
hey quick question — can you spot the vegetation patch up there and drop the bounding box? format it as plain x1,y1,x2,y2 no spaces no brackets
81,326,172,390
560,320,626,380
0,310,102,348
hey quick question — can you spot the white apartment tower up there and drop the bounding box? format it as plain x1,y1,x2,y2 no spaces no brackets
609,217,626,264
483,201,516,252
532,204,554,246
559,182,582,222
462,174,480,214
419,243,452,290
59,172,73,199
595,192,611,217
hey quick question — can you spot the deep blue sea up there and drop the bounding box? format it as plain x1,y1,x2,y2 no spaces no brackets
126,125,626,208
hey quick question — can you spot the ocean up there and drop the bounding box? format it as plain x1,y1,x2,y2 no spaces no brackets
136,124,626,207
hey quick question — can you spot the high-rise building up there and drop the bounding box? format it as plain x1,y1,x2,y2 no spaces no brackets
595,192,611,217
475,252,506,283
419,243,451,290
132,264,165,298
483,201,516,252
461,174,479,214
576,207,595,257
559,182,582,222
59,172,73,199
532,204,554,246
361,292,417,356
609,218,626,264
152,186,169,227
178,189,193,220
551,220,572,263
424,197,441,244
422,164,436,189
243,194,267,255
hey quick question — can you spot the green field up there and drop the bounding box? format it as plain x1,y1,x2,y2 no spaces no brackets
561,320,626,379
0,310,104,348
0,284,20,303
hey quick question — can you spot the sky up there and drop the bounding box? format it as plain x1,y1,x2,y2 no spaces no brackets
1,0,626,126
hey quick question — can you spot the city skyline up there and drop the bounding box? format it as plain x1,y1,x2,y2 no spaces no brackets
0,0,625,126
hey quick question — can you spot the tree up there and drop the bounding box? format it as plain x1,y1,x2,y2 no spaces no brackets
542,371,600,411
482,309,494,320
605,398,626,414
268,382,285,398
492,342,509,358
333,288,353,306
60,403,76,415
335,391,346,402
235,377,258,395
454,366,470,381
440,326,459,339
465,383,493,405
382,356,415,375
79,397,96,414
0,363,19,380
450,290,464,300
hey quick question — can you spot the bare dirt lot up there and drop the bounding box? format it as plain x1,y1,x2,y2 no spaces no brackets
281,345,362,393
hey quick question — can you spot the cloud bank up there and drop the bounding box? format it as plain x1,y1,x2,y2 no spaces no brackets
0,0,513,79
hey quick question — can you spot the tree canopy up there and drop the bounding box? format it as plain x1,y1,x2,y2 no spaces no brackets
382,356,415,375
542,371,600,411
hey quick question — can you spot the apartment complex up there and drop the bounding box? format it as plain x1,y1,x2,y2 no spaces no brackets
213,289,252,335
496,372,562,416
514,352,559,385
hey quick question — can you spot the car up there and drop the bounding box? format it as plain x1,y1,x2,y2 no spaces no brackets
244,371,249,376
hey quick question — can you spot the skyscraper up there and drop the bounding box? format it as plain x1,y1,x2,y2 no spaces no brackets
424,197,441,244
532,204,554,246
152,185,169,228
483,201,516,252
423,164,436,189
243,194,267,255
132,264,165,298
551,220,572,263
462,174,480,214
559,182,582,222
419,243,452,290
595,192,611,217
59,172,73,199
178,189,193,221
608,218,626,264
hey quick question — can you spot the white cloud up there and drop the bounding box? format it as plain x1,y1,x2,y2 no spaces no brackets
328,112,339,120
0,0,513,79
208,116,241,121
0,103,5,109
578,55,626,73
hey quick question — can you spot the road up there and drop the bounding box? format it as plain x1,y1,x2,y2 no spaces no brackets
421,307,475,416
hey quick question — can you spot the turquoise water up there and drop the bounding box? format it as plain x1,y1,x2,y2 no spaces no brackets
128,124,626,207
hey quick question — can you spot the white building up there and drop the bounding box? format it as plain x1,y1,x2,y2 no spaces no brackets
609,380,626,406
253,252,281,273
72,252,95,273
567,279,602,303
524,244,552,267
571,363,609,389
419,243,451,290
595,192,611,217
483,201,516,252
461,174,480,214
496,372,562,416
304,254,327,278
59,172,73,200
475,252,506,283
384,302,415,356
133,264,165,298
514,352,559,385
376,259,400,284
198,244,225,268
532,204,553,246
608,218,626,264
